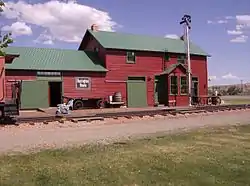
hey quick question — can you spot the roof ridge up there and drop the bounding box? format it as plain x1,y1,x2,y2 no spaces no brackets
88,29,209,56
5,46,107,72
88,29,182,42
8,46,86,53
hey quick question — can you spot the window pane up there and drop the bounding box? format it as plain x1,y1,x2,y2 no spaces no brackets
180,76,187,94
170,76,178,94
192,77,198,82
181,77,186,84
171,85,178,94
171,76,177,84
127,51,135,62
181,85,187,94
177,55,185,64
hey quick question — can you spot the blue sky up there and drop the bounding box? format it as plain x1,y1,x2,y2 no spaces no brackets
1,0,250,85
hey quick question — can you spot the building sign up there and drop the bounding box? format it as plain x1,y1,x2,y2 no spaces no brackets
37,71,61,76
75,77,91,89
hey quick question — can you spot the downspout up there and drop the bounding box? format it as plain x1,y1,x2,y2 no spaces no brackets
162,49,167,71
0,67,5,102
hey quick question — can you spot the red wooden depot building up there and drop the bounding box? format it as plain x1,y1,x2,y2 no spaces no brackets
4,25,209,109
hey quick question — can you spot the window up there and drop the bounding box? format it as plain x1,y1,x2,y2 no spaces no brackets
164,52,170,61
94,47,99,52
126,51,136,63
192,77,198,82
177,55,186,64
180,76,188,94
170,76,178,95
37,71,61,76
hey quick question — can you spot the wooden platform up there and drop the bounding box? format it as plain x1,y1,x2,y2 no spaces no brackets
18,106,192,119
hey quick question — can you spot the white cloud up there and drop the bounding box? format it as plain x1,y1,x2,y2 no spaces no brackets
207,20,213,24
236,24,245,30
225,16,234,20
207,20,227,24
236,15,250,28
230,35,248,43
165,34,179,39
217,20,227,24
43,40,54,45
33,30,54,45
1,21,32,37
222,73,239,80
227,30,243,35
2,0,118,43
208,76,217,81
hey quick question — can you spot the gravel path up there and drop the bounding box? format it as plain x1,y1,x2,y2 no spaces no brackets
1,109,250,154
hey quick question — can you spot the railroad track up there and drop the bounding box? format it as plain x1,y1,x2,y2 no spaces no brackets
5,104,250,125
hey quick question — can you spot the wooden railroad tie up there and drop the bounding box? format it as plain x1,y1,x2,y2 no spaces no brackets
124,115,133,119
43,121,49,125
58,117,67,123
179,110,206,114
70,116,104,123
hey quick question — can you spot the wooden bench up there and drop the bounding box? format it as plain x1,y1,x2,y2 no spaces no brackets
168,100,176,107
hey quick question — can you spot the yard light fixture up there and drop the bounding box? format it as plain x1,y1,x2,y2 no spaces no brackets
180,14,192,106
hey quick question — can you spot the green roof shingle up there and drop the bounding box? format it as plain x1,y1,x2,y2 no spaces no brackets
88,29,209,56
4,46,107,72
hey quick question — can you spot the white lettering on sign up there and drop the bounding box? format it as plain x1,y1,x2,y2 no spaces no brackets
75,77,91,89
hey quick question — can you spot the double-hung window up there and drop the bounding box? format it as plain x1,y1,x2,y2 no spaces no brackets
170,76,178,95
126,51,136,63
180,76,188,94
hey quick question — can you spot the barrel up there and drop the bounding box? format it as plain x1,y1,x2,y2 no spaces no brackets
113,92,122,102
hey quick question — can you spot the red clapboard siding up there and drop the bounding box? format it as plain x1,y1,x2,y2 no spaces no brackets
5,70,36,99
82,34,208,107
105,50,166,106
63,71,107,98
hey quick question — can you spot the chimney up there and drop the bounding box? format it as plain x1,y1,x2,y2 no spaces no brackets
91,24,98,31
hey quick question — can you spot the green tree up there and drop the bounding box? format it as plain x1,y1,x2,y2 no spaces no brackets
227,85,241,95
0,0,13,56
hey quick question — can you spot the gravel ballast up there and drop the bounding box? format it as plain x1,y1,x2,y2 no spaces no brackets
0,109,250,154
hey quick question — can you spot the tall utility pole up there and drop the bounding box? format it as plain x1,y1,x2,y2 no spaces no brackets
180,14,192,106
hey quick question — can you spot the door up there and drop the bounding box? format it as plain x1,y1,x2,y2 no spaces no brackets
155,75,168,105
192,82,199,96
49,82,62,107
21,80,49,109
127,77,147,108
192,77,199,97
191,77,199,104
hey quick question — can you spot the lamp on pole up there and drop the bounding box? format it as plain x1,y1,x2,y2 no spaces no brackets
180,14,192,106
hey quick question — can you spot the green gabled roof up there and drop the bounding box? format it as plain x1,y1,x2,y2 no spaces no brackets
159,63,187,75
4,47,107,72
88,29,209,57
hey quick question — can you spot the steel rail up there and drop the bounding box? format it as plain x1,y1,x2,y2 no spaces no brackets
10,104,250,125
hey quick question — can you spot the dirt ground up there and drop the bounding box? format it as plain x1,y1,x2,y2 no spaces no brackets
1,109,250,154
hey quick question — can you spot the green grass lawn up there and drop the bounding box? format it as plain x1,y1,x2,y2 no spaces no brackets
224,99,250,104
1,125,250,186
